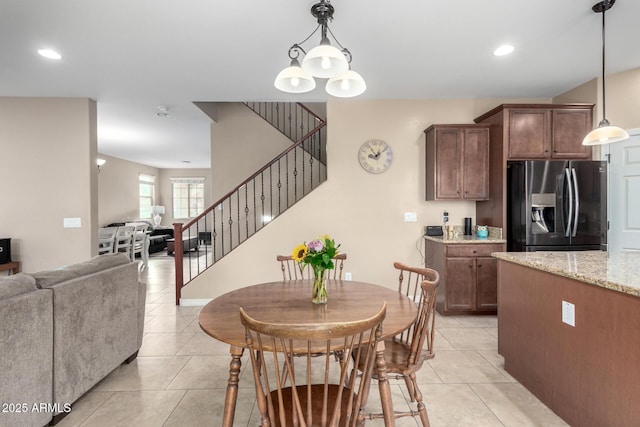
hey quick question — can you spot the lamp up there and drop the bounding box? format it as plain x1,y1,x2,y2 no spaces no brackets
582,0,629,146
150,205,165,227
274,0,366,97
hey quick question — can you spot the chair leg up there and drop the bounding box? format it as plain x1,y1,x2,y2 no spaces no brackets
408,373,430,427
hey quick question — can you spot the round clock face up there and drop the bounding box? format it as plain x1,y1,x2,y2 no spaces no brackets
358,139,393,174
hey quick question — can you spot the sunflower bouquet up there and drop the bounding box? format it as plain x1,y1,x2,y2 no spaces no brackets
291,235,340,304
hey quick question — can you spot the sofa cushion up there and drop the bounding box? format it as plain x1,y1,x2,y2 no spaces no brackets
0,273,37,300
33,253,130,289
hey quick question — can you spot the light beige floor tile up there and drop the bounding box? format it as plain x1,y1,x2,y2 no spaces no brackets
484,327,498,338
94,356,190,391
423,384,503,426
143,314,196,333
138,332,195,356
433,329,456,351
412,360,444,384
434,313,464,328
164,388,255,427
176,332,233,356
167,355,254,390
454,315,498,328
470,383,569,426
477,349,517,382
437,327,498,351
54,391,113,427
428,350,510,384
147,291,178,304
181,317,206,333
79,390,185,427
146,303,199,316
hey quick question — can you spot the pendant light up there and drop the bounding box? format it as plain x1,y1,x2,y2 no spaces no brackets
582,0,629,146
274,0,366,97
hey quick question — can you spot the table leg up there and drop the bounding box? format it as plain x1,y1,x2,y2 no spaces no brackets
222,345,244,427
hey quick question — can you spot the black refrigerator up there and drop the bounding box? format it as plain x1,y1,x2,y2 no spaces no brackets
507,160,607,252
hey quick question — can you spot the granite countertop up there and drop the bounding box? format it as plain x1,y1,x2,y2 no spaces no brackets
424,225,506,244
424,235,506,244
492,251,640,298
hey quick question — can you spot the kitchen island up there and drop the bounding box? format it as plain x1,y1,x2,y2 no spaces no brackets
494,251,640,427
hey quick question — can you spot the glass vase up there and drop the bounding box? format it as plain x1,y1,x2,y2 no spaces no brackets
311,265,328,304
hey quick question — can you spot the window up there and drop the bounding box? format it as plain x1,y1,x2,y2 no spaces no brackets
139,174,155,219
172,177,205,219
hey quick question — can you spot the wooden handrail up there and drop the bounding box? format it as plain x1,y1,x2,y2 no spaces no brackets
180,123,326,231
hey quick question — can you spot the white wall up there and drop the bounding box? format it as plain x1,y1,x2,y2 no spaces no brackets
97,154,160,226
97,155,212,228
0,97,97,272
182,97,549,301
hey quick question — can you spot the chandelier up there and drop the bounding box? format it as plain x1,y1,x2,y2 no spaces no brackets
274,0,366,98
582,0,629,146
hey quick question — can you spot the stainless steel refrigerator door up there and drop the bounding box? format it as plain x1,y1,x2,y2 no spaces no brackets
569,161,607,247
525,161,571,247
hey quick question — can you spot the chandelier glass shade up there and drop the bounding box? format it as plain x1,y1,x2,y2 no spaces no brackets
582,0,629,146
326,69,366,98
274,0,366,97
274,58,317,93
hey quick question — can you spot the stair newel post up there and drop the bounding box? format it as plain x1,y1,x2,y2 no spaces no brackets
173,222,184,305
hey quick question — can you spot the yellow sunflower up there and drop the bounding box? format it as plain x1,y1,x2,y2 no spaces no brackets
291,244,308,262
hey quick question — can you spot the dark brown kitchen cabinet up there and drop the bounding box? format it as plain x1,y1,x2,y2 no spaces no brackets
473,103,594,231
425,124,490,201
501,106,593,160
425,239,504,315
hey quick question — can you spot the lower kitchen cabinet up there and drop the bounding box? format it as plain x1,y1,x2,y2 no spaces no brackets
425,239,504,315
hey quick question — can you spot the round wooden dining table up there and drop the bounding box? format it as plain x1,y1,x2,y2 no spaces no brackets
198,279,418,427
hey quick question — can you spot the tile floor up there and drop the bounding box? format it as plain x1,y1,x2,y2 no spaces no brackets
57,255,569,427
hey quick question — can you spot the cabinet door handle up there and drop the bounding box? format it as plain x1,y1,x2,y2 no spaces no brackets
478,264,482,268
472,250,477,254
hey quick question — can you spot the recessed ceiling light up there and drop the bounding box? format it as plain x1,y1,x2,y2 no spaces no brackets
156,106,170,117
37,49,62,60
493,44,515,56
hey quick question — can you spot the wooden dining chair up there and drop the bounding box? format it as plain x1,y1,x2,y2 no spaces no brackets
126,222,149,270
240,302,387,427
354,262,439,427
277,253,348,280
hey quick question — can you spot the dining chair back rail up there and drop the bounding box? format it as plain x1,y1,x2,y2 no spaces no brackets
277,253,347,281
241,302,386,427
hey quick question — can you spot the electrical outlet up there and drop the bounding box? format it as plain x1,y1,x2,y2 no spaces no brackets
562,301,575,327
442,211,449,223
344,272,352,281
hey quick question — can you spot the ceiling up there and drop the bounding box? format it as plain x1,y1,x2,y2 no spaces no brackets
1,0,639,169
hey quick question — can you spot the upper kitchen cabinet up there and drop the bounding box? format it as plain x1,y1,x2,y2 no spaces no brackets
473,103,594,230
425,124,490,201
476,104,593,160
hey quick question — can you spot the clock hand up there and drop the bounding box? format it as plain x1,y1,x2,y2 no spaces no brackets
368,153,377,160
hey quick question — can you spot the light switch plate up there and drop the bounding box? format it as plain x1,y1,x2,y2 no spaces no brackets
63,217,82,228
404,212,417,222
562,301,575,327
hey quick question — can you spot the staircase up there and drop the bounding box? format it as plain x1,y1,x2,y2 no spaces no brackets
172,102,327,304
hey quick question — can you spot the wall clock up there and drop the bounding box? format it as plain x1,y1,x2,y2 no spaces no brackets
358,139,393,174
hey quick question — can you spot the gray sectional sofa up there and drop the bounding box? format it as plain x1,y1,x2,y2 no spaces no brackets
0,253,145,427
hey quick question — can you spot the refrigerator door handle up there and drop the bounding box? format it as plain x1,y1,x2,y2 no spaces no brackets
564,168,573,237
571,167,579,237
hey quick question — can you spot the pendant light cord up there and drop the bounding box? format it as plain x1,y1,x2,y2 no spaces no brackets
601,5,607,121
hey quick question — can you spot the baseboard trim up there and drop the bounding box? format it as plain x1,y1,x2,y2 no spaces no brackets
180,298,212,306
